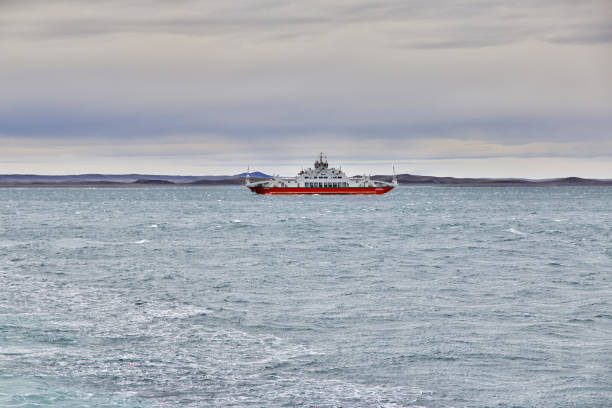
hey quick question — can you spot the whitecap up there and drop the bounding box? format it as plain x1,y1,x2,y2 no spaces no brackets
148,224,158,228
231,219,241,223
133,239,150,244
507,228,527,235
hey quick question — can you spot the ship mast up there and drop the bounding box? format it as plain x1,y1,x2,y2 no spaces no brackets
315,152,328,169
392,165,398,186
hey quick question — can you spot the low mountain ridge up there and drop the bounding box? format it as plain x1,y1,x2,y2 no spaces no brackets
1,173,610,186
233,171,272,178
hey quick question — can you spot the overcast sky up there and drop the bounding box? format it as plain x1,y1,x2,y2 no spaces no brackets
1,0,611,177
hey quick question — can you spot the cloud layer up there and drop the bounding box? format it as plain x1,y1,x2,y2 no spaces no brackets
1,0,611,176
3,0,612,47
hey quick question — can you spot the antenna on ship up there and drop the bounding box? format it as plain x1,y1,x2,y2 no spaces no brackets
392,165,398,186
245,166,250,186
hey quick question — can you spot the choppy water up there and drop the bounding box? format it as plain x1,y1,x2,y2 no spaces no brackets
1,186,611,407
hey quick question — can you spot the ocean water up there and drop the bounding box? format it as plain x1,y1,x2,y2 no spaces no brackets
1,186,611,407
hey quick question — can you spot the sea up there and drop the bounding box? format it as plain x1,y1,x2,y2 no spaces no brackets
1,186,610,407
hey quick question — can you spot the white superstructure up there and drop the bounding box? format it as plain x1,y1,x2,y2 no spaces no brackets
247,153,397,190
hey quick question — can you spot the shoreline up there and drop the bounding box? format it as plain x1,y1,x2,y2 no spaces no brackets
1,181,612,188
1,175,611,187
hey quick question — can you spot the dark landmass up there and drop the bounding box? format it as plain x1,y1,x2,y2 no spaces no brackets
190,177,269,185
133,179,175,184
233,171,272,178
1,173,611,187
373,175,612,186
0,174,212,183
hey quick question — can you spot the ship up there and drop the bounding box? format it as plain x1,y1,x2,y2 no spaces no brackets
245,153,397,195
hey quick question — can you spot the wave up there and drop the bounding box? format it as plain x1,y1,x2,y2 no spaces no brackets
132,239,150,244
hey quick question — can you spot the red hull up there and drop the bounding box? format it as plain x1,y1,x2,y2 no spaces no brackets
248,186,394,195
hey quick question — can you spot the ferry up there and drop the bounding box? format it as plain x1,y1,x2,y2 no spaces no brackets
246,153,397,195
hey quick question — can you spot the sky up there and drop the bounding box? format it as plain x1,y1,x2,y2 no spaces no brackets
1,0,611,177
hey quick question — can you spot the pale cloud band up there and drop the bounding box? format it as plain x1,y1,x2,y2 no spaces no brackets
2,1,612,47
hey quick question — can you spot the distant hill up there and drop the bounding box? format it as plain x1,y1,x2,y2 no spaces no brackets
1,173,610,186
0,172,272,184
133,179,174,184
0,174,203,183
233,171,272,178
372,174,612,186
190,177,269,185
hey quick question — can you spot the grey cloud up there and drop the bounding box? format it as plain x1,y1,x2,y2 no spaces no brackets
3,101,611,149
547,25,612,45
1,0,611,48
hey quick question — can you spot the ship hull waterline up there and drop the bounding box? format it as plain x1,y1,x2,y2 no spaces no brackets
248,186,394,195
